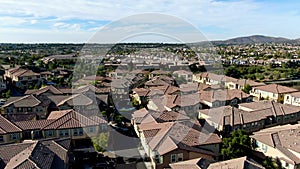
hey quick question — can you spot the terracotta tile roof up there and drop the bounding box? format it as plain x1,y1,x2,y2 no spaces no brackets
150,70,169,75
239,100,300,116
251,124,300,164
0,138,70,169
7,67,40,77
47,95,70,106
138,110,190,124
56,88,72,94
15,120,54,130
139,120,221,155
47,109,72,119
236,79,265,87
0,142,34,165
170,157,212,169
208,156,264,169
174,93,201,107
0,115,22,134
289,91,300,98
44,109,99,130
145,79,170,87
6,114,36,122
200,106,268,126
179,83,199,93
253,84,298,94
145,75,175,86
57,94,93,106
3,95,41,108
25,85,63,95
132,108,149,124
13,159,37,169
133,88,150,97
143,129,160,143
48,94,94,107
173,70,193,75
74,85,105,94
200,89,251,103
88,116,108,124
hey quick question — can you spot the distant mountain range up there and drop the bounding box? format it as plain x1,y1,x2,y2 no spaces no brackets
212,35,300,45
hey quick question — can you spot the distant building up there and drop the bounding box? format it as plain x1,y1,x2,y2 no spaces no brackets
251,84,298,102
4,67,43,90
284,91,300,106
251,124,300,169
199,101,300,133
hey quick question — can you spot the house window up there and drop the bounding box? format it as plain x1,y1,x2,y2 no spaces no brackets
27,107,32,112
45,130,54,137
0,135,3,142
73,128,84,136
171,154,176,163
59,129,69,137
155,155,163,164
285,162,289,168
17,107,22,112
10,133,19,140
177,153,183,161
87,126,96,133
101,124,107,131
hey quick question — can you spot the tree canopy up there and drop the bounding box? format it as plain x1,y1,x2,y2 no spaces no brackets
221,130,252,160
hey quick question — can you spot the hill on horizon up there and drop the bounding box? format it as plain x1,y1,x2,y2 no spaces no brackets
212,35,300,45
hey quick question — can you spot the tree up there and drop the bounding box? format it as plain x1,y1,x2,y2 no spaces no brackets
263,157,283,169
92,133,109,152
5,90,11,98
221,130,252,160
242,84,252,94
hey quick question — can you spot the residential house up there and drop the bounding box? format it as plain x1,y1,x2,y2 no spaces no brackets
193,73,224,85
3,95,51,119
239,101,300,125
251,84,298,102
222,76,265,90
0,115,22,145
207,156,265,169
145,75,175,88
4,67,43,90
0,72,6,92
44,109,107,139
108,69,129,79
170,156,264,169
25,85,64,96
132,85,181,106
200,89,253,108
21,109,107,146
137,120,221,169
284,91,300,106
149,70,170,79
0,138,71,169
169,157,212,169
199,101,300,134
173,70,193,84
251,124,300,169
47,94,95,111
131,108,190,136
148,93,201,116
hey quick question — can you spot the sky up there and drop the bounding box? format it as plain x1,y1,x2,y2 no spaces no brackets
0,0,300,43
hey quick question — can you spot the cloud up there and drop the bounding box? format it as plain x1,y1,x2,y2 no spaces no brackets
30,20,37,24
0,0,300,42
